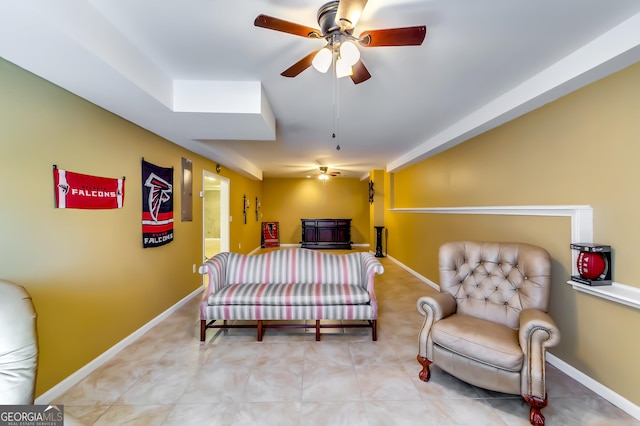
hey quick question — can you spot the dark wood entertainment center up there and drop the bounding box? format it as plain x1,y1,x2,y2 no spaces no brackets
300,218,352,250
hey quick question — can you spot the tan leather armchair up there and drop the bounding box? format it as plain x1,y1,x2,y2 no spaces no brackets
417,242,560,426
0,279,38,404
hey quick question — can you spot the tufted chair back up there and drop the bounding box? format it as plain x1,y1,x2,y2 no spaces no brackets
439,241,551,329
418,242,559,425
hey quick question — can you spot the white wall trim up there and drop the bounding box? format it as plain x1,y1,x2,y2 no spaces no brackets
388,252,640,421
386,254,439,290
35,287,203,404
567,280,640,311
546,353,640,421
389,205,593,245
390,204,640,308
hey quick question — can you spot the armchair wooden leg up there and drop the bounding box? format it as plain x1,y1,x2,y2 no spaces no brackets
523,394,548,426
416,355,432,382
200,320,206,342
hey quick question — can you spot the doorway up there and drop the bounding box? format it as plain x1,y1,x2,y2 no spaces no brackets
202,170,229,261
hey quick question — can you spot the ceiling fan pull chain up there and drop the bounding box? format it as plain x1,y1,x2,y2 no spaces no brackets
336,75,341,151
333,37,342,152
331,34,340,151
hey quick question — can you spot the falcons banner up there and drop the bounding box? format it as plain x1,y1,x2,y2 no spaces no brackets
142,159,174,248
53,166,125,209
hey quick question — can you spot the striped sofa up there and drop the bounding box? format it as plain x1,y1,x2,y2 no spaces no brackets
198,248,384,341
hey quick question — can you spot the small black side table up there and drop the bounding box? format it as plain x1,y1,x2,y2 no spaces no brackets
374,226,385,257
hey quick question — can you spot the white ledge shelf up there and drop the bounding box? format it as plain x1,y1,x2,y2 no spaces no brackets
567,281,640,310
389,205,593,243
388,204,640,310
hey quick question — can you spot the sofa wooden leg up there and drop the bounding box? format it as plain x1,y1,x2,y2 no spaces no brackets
315,320,321,341
257,320,263,341
372,319,377,341
200,320,206,342
523,394,547,426
416,355,432,382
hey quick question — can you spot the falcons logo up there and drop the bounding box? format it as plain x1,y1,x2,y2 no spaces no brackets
58,183,69,194
145,173,172,222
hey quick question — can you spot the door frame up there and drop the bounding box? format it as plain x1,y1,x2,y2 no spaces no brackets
202,170,230,261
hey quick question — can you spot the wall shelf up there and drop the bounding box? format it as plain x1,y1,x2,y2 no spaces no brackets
566,280,640,310
388,204,640,310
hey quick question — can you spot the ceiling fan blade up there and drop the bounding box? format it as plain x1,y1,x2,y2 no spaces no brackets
336,0,368,31
254,14,322,38
350,60,371,85
281,50,319,78
359,25,427,47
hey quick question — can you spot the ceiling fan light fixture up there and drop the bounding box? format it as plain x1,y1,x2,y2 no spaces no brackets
312,47,333,73
319,173,329,180
339,40,360,66
336,0,368,31
335,58,353,78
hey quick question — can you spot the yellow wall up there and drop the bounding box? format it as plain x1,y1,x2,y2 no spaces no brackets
224,169,263,253
385,62,640,405
3,52,639,408
262,178,370,247
0,59,261,396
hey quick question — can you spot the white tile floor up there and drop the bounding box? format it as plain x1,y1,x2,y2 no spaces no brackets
55,250,639,425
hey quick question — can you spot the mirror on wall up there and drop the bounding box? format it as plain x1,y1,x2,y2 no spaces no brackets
181,157,193,221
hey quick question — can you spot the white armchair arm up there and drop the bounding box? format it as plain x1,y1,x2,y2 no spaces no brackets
518,308,561,400
417,292,456,360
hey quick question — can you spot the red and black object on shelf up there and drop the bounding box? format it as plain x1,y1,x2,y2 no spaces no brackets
570,243,612,286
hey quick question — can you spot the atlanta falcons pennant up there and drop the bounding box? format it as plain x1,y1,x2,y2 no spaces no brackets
141,159,174,248
53,166,125,209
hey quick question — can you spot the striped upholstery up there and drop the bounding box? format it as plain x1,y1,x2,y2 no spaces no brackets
199,249,384,321
225,249,363,286
209,283,370,306
203,304,374,321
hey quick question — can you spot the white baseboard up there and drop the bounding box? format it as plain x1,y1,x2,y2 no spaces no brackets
35,287,203,404
546,353,640,421
385,254,440,290
387,255,639,421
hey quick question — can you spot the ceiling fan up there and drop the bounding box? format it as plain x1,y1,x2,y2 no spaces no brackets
254,0,426,84
316,166,341,180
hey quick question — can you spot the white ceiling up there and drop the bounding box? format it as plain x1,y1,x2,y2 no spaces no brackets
2,1,640,180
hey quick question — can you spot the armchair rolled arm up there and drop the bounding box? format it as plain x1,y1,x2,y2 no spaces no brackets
518,308,561,399
417,292,457,321
416,292,456,360
518,309,561,350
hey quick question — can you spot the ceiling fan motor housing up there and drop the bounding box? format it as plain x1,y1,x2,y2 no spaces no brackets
318,1,349,37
